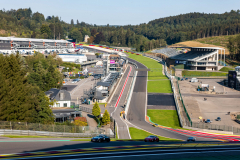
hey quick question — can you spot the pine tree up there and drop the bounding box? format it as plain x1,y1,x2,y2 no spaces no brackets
92,102,101,117
0,54,54,123
102,110,110,125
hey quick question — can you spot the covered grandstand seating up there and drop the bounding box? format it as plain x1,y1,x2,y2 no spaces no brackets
171,51,214,61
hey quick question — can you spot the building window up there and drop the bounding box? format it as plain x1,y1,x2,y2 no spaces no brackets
56,103,60,107
64,103,68,107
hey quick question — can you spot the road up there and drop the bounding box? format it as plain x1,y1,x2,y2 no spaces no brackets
1,139,240,159
126,58,216,141
108,66,134,139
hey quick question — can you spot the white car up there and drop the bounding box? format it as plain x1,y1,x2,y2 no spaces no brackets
71,80,77,83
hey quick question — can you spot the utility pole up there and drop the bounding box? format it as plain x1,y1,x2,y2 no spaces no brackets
54,17,55,40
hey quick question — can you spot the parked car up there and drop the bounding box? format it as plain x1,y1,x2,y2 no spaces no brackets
216,117,221,121
144,135,159,142
205,119,212,123
71,79,77,83
91,134,110,142
187,137,196,142
75,78,80,82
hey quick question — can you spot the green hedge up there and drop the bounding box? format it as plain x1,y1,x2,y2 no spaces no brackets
182,70,228,77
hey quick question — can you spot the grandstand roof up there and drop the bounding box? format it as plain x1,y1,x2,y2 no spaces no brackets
170,50,218,61
0,37,71,43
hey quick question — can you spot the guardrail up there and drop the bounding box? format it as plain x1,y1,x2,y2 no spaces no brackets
191,122,240,134
175,77,192,126
0,129,114,138
0,121,114,137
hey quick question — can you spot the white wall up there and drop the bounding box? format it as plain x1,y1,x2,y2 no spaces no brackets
58,54,87,63
53,101,71,107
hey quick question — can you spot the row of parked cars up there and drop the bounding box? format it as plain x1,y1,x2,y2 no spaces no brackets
91,134,197,142
204,117,221,123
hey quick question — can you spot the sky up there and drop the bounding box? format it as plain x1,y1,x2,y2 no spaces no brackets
1,0,240,25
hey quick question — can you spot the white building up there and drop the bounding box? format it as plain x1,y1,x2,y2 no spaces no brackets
0,37,74,54
57,54,87,63
45,88,71,108
84,35,90,42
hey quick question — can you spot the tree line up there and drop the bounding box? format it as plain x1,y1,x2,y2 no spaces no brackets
0,53,63,123
1,8,240,51
227,34,240,61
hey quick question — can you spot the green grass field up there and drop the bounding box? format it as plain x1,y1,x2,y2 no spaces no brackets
194,34,240,50
129,127,180,141
147,80,172,93
127,53,167,80
182,70,228,77
219,67,235,72
147,110,181,129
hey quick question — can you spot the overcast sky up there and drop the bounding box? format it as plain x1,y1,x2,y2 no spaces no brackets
2,0,240,25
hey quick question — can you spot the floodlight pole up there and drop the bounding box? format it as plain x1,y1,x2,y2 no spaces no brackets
224,49,225,66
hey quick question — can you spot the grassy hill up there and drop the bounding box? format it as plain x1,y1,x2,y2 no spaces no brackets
170,34,240,56
169,34,240,66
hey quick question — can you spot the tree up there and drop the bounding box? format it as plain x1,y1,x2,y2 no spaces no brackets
71,19,74,25
94,32,105,44
101,110,110,124
0,54,54,123
40,24,51,38
87,36,94,44
91,28,97,37
32,12,45,23
69,28,83,42
92,102,101,117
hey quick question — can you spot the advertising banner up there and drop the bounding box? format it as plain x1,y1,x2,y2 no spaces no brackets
110,60,115,64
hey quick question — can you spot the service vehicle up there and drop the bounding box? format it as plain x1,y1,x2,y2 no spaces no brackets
205,119,212,123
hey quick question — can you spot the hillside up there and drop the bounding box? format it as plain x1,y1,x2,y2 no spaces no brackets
1,8,240,52
170,40,230,55
170,33,240,55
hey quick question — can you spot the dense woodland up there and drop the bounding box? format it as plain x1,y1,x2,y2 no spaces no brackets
1,8,240,51
227,34,240,60
0,53,63,123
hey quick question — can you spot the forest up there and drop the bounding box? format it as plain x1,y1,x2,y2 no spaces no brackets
0,53,63,123
1,8,240,51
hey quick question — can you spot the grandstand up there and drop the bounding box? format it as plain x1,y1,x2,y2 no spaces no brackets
0,37,74,55
153,47,225,71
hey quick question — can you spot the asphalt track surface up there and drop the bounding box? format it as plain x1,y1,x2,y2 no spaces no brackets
126,58,215,141
109,66,133,139
1,140,240,159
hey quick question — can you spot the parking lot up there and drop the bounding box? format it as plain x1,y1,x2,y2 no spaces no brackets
179,78,240,128
62,77,100,105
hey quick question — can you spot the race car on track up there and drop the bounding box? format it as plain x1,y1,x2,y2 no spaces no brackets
91,134,110,142
144,135,159,142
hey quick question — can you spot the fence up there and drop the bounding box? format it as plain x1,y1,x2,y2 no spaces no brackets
0,121,114,137
175,77,192,126
191,122,240,134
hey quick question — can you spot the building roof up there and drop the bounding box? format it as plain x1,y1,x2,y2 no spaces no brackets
45,88,71,101
191,47,223,50
0,37,71,43
170,48,218,61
